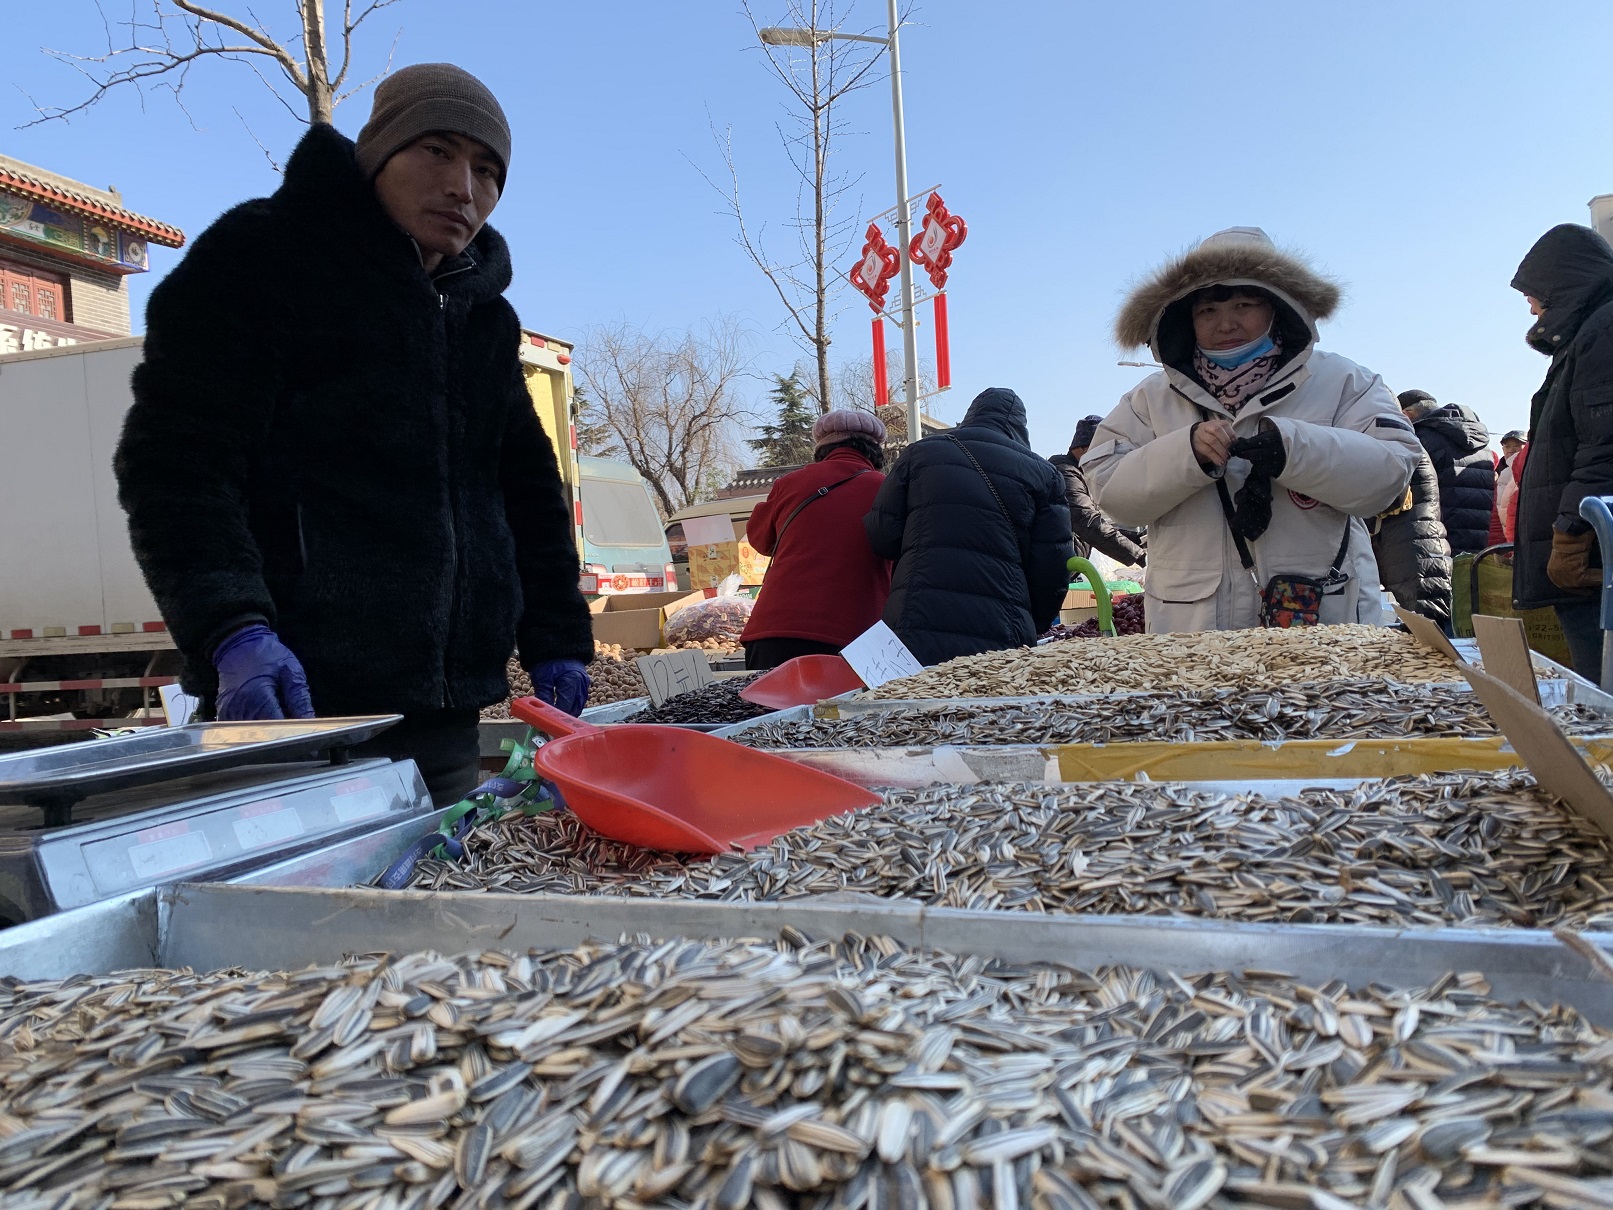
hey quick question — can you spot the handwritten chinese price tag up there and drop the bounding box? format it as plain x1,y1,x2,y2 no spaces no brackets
839,621,924,689
635,649,715,707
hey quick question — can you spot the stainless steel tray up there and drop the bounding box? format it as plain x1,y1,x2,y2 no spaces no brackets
0,715,402,812
3,884,1609,1025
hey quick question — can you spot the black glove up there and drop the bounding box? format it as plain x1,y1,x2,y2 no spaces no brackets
1232,473,1274,541
1228,428,1287,479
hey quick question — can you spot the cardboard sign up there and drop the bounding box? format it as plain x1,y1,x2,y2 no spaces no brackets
1471,614,1542,705
635,648,714,707
1456,660,1613,841
840,621,924,688
682,513,737,547
1392,606,1462,665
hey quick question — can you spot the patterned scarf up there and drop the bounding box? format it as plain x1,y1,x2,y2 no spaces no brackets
1193,338,1285,412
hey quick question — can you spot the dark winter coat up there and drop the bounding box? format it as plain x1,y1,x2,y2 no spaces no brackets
740,446,890,647
115,124,592,716
1510,225,1613,609
865,388,1074,665
1048,454,1145,565
1371,451,1452,626
1413,405,1496,555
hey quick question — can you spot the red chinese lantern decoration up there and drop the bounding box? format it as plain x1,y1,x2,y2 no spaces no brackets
909,193,968,389
848,223,901,406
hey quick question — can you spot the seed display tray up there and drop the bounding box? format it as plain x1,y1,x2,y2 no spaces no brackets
1,884,1609,1026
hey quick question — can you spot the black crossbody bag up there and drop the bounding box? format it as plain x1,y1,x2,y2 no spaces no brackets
1201,422,1352,628
947,435,1033,570
770,469,873,550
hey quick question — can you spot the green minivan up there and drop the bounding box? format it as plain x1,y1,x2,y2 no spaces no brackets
577,456,676,596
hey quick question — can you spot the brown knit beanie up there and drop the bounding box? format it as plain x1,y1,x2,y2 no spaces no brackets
355,63,511,188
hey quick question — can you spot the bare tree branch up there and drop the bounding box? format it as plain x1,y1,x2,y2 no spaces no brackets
697,0,888,414
24,0,402,130
574,320,757,516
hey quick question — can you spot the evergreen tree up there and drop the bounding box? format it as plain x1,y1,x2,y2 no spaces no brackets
748,372,817,467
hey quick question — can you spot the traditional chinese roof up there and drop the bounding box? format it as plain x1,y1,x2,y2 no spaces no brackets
0,165,184,248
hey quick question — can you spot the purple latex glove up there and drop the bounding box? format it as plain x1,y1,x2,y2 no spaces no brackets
213,624,315,720
529,658,590,716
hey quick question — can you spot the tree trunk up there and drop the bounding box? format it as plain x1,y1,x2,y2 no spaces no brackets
300,0,335,125
810,3,832,415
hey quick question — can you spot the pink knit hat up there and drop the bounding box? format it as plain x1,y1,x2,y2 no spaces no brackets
812,408,886,451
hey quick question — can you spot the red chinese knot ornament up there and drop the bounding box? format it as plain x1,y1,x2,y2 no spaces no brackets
909,192,967,289
849,223,900,314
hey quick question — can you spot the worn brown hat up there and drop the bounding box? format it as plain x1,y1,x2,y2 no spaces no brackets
355,63,511,188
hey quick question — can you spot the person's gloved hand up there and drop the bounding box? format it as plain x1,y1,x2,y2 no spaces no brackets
530,658,591,716
1228,427,1288,479
1547,527,1601,594
1232,473,1275,541
213,624,314,720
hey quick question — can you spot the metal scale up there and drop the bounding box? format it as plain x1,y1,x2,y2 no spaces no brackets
0,717,432,925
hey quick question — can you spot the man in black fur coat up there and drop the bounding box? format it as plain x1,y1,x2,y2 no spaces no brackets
114,64,594,803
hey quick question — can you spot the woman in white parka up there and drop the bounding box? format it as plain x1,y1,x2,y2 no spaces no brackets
1083,228,1421,633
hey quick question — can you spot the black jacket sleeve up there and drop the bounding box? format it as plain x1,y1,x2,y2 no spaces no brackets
1064,463,1145,564
114,207,283,662
1027,468,1076,633
499,362,595,669
864,451,913,560
1560,332,1613,526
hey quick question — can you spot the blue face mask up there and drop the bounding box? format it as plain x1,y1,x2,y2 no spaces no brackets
1200,330,1275,369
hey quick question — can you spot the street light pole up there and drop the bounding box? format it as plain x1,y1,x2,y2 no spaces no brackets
759,13,922,443
885,0,920,445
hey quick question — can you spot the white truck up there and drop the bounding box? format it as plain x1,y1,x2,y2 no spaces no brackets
2,333,667,734
0,338,176,734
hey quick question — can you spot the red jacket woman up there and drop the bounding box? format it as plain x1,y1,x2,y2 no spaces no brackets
740,410,892,670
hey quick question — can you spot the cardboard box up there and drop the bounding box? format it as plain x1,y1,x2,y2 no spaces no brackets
589,590,704,651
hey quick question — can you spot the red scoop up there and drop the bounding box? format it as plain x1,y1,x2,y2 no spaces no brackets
738,654,866,710
511,697,882,854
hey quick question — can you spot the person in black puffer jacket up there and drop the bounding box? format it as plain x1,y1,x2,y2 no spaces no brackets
1369,449,1453,628
1048,415,1146,566
1399,391,1496,555
1510,224,1613,680
865,388,1074,665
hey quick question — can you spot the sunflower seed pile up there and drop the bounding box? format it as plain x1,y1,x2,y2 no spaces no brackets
4,932,1613,1210
734,680,1610,749
624,675,773,726
406,773,1613,931
868,626,1471,700
481,650,644,721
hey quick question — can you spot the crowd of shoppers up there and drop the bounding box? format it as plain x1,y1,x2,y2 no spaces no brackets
114,55,1613,729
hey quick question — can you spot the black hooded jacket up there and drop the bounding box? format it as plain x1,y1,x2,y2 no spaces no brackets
1370,450,1452,626
1047,454,1146,565
865,388,1074,665
115,124,593,715
1413,405,1495,555
1509,225,1613,609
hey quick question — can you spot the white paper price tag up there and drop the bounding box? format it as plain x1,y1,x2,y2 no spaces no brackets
839,621,924,688
682,513,737,547
635,649,714,707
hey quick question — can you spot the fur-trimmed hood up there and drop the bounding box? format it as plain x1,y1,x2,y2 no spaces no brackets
1115,228,1342,365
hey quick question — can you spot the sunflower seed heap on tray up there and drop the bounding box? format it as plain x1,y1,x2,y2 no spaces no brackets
623,674,773,726
405,771,1613,931
867,625,1485,700
734,680,1610,749
4,931,1613,1210
481,647,645,721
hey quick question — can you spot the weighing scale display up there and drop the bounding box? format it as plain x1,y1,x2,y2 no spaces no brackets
63,765,419,904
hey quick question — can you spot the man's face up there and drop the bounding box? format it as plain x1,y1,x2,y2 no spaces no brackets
1501,438,1523,457
373,132,501,267
1527,295,1547,317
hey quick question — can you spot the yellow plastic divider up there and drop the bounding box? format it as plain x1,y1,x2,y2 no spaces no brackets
1054,735,1613,782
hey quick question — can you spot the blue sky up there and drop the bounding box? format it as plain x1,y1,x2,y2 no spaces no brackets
5,1,1610,456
